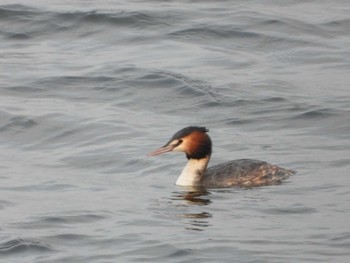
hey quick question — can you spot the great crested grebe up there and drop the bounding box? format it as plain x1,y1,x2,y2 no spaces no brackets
148,126,295,188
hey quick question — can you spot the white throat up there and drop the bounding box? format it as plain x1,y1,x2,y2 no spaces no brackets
175,157,210,186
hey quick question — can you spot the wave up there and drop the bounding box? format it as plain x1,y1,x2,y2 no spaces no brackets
0,115,37,133
0,238,54,255
0,4,168,41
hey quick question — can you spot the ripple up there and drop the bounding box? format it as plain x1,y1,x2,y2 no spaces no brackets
14,213,108,229
0,238,54,255
261,205,318,215
321,19,350,33
76,11,163,28
329,232,350,248
5,85,44,94
0,200,15,210
0,4,39,17
0,116,37,133
4,32,31,39
0,181,75,192
169,26,259,39
47,233,91,241
0,5,168,41
116,242,193,261
291,108,339,120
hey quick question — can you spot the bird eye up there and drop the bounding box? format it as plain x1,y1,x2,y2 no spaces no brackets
172,139,182,147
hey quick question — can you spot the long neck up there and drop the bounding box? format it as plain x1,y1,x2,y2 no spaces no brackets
175,156,210,186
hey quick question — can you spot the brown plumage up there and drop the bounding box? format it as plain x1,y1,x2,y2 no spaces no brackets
203,159,295,188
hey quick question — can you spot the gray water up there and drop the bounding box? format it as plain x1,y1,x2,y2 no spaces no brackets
1,1,350,262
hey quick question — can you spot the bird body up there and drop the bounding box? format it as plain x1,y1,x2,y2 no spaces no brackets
149,126,295,188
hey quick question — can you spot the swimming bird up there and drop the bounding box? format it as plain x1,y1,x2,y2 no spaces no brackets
148,126,295,188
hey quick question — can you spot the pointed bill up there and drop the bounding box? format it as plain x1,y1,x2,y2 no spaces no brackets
147,145,174,156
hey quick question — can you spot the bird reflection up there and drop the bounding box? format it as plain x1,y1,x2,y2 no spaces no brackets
171,187,212,231
173,187,211,205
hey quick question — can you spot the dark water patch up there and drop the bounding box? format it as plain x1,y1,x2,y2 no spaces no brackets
257,17,333,39
45,234,96,248
5,85,44,94
168,21,319,54
328,232,350,248
180,245,255,263
0,238,54,255
52,9,169,31
129,72,190,89
261,204,317,215
226,117,255,126
47,254,118,263
15,213,107,229
0,115,37,134
116,242,193,262
262,96,288,103
168,25,300,53
272,104,350,138
222,94,292,107
48,233,91,241
0,200,14,210
0,5,59,40
327,159,350,168
320,19,350,34
0,4,40,18
0,5,170,41
40,214,107,224
35,75,114,87
199,100,222,108
0,181,75,192
76,10,167,28
291,108,339,120
169,26,259,40
3,32,31,39
224,98,260,107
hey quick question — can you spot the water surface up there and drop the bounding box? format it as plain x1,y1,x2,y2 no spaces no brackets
1,1,350,262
